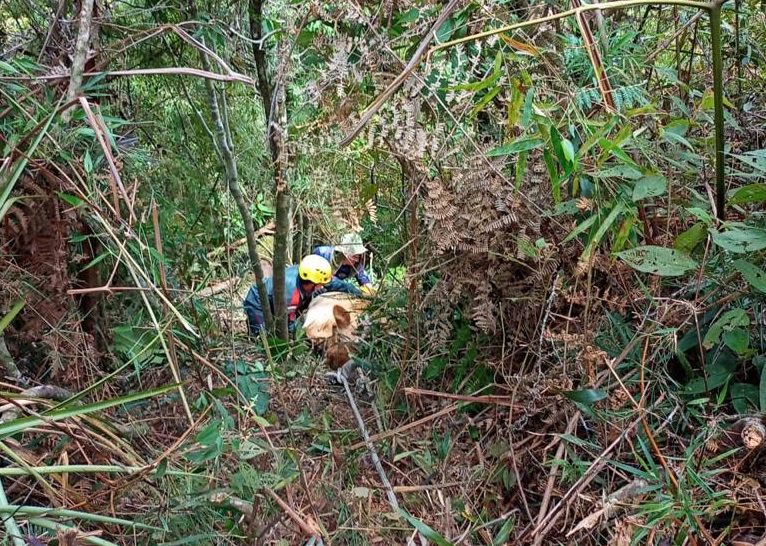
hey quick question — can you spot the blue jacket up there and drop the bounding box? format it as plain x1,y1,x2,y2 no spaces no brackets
313,245,371,286
243,265,361,333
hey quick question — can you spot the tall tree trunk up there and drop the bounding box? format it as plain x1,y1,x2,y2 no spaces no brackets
201,52,273,330
249,0,290,339
63,0,95,121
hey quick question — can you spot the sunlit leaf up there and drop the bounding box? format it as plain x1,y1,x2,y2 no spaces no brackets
711,225,766,253
487,137,544,157
729,184,766,205
632,175,667,201
616,246,698,276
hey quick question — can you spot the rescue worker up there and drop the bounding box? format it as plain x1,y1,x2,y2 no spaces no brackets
313,233,373,291
243,254,361,336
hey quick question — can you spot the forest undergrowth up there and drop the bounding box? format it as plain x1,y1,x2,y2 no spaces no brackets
2,0,766,545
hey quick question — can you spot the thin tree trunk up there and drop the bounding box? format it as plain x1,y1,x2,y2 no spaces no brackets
201,52,273,329
63,0,95,121
293,209,304,262
303,217,313,257
271,69,291,339
249,0,290,339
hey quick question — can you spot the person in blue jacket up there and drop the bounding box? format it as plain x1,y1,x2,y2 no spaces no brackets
243,254,361,336
313,232,372,288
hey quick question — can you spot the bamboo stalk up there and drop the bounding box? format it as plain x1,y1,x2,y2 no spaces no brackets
710,1,726,220
0,477,25,546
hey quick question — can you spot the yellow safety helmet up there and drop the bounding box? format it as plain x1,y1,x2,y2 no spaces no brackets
299,254,332,285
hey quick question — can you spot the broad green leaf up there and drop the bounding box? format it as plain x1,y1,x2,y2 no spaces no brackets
734,150,766,174
683,351,738,394
549,126,572,177
703,308,749,349
493,517,515,546
561,138,576,163
435,18,454,42
399,510,456,546
674,223,707,254
710,225,766,253
487,137,544,157
662,130,694,150
663,119,690,137
733,259,766,294
592,165,643,180
632,175,667,201
723,328,749,355
616,246,698,276
562,389,607,405
57,192,86,208
0,60,19,74
521,87,535,127
543,149,560,202
687,207,714,224
728,184,766,205
730,383,759,415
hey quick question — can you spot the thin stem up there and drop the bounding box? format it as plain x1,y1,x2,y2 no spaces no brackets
710,2,726,220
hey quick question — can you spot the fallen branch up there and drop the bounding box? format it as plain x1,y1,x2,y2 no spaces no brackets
404,387,522,408
340,374,400,511
532,412,580,546
209,492,254,516
347,403,458,451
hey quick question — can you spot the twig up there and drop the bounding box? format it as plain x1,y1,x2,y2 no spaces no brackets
404,387,522,408
347,403,458,451
340,374,400,511
79,97,134,222
532,412,580,546
528,395,665,542
646,10,704,62
264,487,323,537
392,481,464,493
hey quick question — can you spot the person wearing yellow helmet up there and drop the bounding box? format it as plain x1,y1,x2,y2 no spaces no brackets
243,254,361,336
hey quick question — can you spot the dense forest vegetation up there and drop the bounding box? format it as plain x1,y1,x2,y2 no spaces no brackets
1,0,766,544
